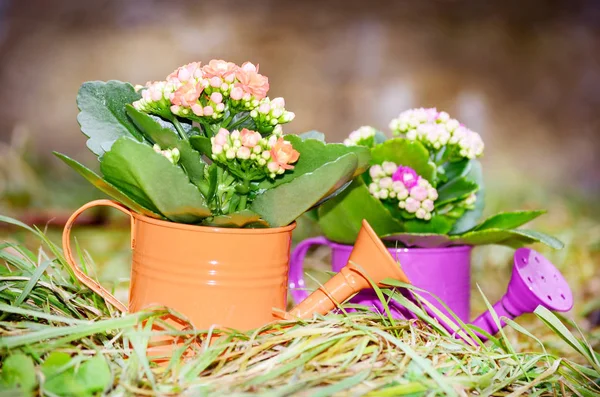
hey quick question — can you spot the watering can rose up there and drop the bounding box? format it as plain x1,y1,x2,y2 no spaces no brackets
56,60,370,227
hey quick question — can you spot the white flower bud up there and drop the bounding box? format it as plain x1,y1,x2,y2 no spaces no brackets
369,165,384,179
427,188,438,201
446,119,459,132
416,208,426,219
379,177,393,189
382,161,398,175
369,183,379,194
262,151,271,160
258,158,266,166
378,189,389,200
226,149,236,159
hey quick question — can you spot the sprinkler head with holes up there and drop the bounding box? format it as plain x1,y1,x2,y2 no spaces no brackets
463,247,573,340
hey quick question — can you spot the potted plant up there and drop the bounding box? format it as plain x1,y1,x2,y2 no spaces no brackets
56,60,370,333
289,108,563,321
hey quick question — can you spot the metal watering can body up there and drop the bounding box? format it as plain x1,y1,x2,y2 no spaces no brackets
62,200,410,333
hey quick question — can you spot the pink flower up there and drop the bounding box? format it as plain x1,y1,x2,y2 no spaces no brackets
235,62,269,100
230,86,244,101
270,137,300,170
236,146,251,160
203,59,239,83
405,198,420,213
170,82,203,107
210,92,223,104
240,128,261,148
167,62,202,82
392,166,419,189
203,106,214,116
410,186,428,201
214,128,229,146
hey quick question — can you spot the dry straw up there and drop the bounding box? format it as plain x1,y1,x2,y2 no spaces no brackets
0,215,599,396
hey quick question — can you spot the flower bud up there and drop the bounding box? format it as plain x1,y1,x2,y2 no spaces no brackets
379,177,393,189
225,149,236,159
369,165,384,179
236,146,251,160
382,161,398,175
378,189,389,200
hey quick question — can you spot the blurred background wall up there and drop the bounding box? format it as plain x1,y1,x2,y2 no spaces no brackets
0,0,599,207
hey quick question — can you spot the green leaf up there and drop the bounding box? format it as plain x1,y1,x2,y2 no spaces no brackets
77,81,143,156
126,106,207,191
0,354,37,392
474,210,547,231
100,137,211,223
251,154,359,227
259,135,370,190
441,159,471,181
189,135,213,157
404,216,454,234
317,178,404,244
370,138,436,182
76,355,111,394
201,210,269,228
298,130,325,141
206,164,219,203
453,228,564,249
382,227,564,249
436,177,478,207
54,152,162,218
450,160,484,234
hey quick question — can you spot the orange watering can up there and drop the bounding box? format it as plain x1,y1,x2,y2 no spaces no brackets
63,200,410,334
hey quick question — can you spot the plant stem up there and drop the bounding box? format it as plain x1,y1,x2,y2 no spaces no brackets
172,118,188,141
237,178,251,211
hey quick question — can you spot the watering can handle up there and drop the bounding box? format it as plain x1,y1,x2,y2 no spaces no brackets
288,236,332,304
62,199,130,313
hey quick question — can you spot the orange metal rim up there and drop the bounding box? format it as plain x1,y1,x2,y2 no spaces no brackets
131,212,297,234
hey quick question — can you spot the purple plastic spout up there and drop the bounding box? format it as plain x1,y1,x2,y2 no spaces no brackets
453,247,574,342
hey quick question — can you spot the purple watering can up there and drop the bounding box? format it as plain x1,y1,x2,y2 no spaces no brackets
289,238,573,341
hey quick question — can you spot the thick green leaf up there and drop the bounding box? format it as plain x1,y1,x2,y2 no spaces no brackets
77,81,143,156
383,228,564,249
251,154,359,227
370,138,436,182
450,159,484,234
474,210,547,231
201,210,269,228
54,152,162,218
0,354,37,392
436,177,479,207
41,353,111,396
76,355,111,394
189,135,213,157
126,106,207,191
258,135,370,190
442,159,471,181
317,178,404,244
403,216,454,234
100,138,211,223
298,130,325,141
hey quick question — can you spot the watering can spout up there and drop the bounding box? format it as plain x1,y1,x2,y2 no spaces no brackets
277,220,411,321
457,248,573,342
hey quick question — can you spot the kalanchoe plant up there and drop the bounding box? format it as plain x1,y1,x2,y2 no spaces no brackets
55,60,369,228
317,108,563,249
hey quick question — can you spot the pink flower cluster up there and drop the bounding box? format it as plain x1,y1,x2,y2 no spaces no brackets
133,60,293,126
211,128,300,179
389,107,484,159
368,162,438,221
